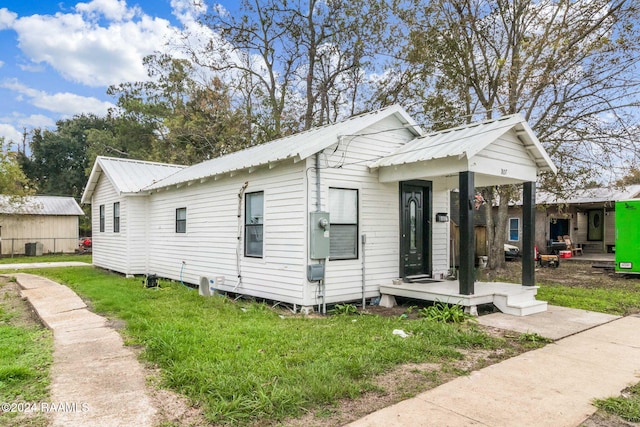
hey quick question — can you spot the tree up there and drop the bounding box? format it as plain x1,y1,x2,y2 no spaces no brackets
393,0,640,268
0,138,32,198
108,54,248,164
616,167,640,186
19,115,112,199
194,0,390,136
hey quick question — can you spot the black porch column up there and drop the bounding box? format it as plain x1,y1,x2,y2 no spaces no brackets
522,181,536,286
459,171,475,295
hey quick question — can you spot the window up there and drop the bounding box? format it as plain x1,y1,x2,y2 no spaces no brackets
509,218,520,241
99,205,105,232
245,192,264,257
176,208,187,233
329,188,358,259
113,202,120,233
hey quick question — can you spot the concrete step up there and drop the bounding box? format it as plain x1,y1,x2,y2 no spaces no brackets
493,294,548,316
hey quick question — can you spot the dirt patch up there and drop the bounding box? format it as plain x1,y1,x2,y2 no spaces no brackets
483,259,640,293
0,277,45,329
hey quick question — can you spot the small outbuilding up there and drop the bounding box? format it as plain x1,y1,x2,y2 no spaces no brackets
0,195,84,256
82,105,556,315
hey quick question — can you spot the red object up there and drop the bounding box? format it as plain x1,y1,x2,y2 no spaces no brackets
559,250,572,258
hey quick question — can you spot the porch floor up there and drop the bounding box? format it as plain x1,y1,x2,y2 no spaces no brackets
379,280,547,316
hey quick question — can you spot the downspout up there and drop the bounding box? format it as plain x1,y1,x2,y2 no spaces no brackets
235,181,249,290
361,234,366,308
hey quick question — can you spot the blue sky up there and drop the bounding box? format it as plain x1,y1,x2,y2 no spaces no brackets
0,0,234,145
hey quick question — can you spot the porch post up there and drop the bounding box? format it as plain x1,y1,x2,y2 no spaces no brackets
522,181,536,286
459,171,475,295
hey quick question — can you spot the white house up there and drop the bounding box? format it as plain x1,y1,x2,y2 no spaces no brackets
82,105,556,314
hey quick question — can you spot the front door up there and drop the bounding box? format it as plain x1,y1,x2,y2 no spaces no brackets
400,182,431,278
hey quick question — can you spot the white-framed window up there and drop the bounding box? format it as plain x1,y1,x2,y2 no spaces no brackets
245,192,264,257
113,202,120,233
176,207,187,233
329,188,358,260
509,217,520,241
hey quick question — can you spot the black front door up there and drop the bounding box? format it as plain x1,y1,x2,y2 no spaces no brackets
401,182,431,278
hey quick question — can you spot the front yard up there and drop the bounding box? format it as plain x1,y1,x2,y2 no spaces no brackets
2,257,639,426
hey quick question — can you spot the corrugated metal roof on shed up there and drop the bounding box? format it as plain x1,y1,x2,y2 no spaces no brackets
145,104,421,191
0,195,84,215
537,185,640,205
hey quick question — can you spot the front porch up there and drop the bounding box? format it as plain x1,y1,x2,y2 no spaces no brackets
379,280,547,317
368,114,557,316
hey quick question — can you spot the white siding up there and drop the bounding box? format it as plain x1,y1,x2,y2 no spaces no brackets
126,196,149,274
472,133,538,182
430,181,450,279
145,160,307,304
307,115,419,305
91,176,132,274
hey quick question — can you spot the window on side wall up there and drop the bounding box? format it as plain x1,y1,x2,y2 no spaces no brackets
245,192,264,257
329,188,358,260
176,208,187,233
113,202,120,233
99,204,105,232
509,217,520,241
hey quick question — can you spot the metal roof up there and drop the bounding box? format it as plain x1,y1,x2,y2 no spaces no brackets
537,185,640,205
146,104,421,191
0,195,84,216
81,157,186,204
369,114,556,173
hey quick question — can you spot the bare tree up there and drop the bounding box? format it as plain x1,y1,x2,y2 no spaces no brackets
193,0,390,137
393,0,640,268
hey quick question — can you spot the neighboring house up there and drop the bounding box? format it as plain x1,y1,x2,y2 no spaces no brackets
0,195,84,256
82,105,555,312
532,185,640,254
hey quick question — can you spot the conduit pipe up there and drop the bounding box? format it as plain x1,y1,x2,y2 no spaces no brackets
235,181,249,290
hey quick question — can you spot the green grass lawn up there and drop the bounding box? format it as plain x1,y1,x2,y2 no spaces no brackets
0,279,52,427
0,254,92,265
24,267,509,425
7,259,639,425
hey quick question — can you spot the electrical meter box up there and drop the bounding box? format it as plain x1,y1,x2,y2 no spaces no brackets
310,211,330,259
615,200,640,274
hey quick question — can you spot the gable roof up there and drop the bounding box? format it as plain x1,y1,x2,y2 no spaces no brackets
537,184,640,205
146,104,421,191
369,114,556,174
81,156,186,204
0,195,84,216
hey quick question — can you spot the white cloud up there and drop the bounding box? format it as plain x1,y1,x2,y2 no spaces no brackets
2,79,115,116
75,0,139,22
0,8,17,30
0,124,23,145
8,1,175,87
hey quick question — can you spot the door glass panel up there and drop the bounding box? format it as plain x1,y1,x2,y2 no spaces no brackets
409,199,417,250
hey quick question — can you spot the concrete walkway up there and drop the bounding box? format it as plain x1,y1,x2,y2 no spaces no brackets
14,273,157,427
0,261,91,270
349,313,640,427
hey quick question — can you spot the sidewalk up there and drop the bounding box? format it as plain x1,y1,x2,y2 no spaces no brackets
349,313,640,427
13,273,157,427
0,261,90,270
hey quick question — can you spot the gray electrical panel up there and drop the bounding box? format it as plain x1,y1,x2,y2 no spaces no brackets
307,263,325,281
310,211,330,259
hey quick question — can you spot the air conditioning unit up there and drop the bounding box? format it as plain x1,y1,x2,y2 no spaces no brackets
199,276,224,296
